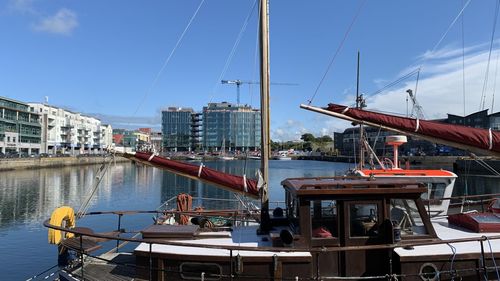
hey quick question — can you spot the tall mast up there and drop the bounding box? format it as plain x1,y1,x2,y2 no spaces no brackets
356,51,364,168
259,0,270,230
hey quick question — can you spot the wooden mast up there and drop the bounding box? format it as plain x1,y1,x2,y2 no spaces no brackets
259,0,271,231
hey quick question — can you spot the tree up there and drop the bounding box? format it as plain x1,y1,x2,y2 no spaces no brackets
317,135,333,143
301,133,315,142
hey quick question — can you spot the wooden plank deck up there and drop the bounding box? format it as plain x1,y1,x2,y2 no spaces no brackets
70,253,147,281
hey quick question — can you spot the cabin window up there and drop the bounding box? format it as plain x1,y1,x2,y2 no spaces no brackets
349,203,378,237
310,200,337,238
180,262,222,280
390,199,428,236
421,182,447,201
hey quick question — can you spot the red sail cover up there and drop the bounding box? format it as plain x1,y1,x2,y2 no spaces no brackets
326,104,500,154
133,152,259,198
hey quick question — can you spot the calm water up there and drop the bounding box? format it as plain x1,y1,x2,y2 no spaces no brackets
0,159,351,280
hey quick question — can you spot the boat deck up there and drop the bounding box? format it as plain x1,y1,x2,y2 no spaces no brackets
134,225,311,258
395,217,500,260
70,253,147,281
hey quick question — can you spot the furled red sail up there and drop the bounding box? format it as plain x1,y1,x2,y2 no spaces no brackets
125,152,259,198
300,103,500,157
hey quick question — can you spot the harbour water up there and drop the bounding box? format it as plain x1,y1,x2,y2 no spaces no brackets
1,159,498,280
0,159,352,280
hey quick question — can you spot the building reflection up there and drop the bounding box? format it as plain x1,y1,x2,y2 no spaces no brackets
0,163,119,228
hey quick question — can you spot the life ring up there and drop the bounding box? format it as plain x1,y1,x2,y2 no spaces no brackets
48,206,76,244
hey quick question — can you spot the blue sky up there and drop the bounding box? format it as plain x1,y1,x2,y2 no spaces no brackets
2,0,500,141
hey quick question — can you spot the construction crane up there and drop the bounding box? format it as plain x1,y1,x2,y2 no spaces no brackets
406,89,425,119
221,79,298,104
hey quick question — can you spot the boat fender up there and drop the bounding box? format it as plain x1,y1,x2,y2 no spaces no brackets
419,263,438,281
48,206,76,244
235,254,243,274
280,229,294,246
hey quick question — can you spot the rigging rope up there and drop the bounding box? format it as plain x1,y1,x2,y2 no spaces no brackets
209,0,258,103
480,0,500,111
77,155,115,218
308,0,367,105
427,0,471,63
132,0,206,117
362,1,470,105
462,0,466,116
486,236,500,280
369,68,420,97
249,0,262,107
491,46,500,112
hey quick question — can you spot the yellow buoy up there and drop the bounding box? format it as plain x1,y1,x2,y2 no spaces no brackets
48,206,76,244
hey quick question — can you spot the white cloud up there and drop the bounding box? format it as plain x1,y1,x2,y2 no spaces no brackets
8,0,36,14
280,43,500,141
33,8,78,35
366,47,500,120
271,119,308,141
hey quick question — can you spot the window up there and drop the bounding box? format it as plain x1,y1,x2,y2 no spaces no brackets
349,203,378,237
390,199,428,237
7,136,10,142
311,200,337,238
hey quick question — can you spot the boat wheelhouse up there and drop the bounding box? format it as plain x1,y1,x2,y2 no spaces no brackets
354,169,457,217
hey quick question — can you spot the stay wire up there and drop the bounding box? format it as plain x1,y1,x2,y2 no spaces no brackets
209,0,258,103
480,0,500,111
308,0,367,105
491,46,500,111
249,0,262,107
132,0,206,117
369,68,420,96
24,264,59,281
368,1,470,103
485,236,500,280
462,0,466,116
426,0,471,63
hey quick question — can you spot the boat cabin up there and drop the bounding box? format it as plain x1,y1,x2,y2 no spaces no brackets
280,176,439,277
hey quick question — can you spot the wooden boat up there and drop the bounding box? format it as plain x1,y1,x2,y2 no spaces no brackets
44,1,500,280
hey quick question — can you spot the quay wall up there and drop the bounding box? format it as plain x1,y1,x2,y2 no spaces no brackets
0,156,129,171
297,155,459,170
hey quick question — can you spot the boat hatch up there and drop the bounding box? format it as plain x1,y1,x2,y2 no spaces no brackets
448,212,500,232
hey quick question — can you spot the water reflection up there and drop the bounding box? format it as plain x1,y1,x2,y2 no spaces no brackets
160,160,262,210
0,166,95,227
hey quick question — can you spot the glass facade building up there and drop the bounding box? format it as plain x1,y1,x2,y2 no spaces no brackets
162,107,194,151
0,96,41,155
202,102,261,151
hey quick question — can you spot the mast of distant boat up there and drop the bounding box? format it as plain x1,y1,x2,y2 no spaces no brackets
259,0,271,231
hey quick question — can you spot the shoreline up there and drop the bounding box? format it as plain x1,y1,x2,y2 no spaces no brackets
0,156,130,171
0,155,495,174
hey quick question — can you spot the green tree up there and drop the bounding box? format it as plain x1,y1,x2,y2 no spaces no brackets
317,135,333,143
301,133,316,142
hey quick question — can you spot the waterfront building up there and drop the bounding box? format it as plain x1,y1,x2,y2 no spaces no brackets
202,102,261,151
161,107,194,152
447,110,489,128
0,96,41,155
101,124,113,149
150,131,163,152
28,103,108,154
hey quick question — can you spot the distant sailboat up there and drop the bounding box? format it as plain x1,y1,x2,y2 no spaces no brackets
217,137,235,160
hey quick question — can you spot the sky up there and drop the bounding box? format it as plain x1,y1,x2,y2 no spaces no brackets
2,0,500,141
